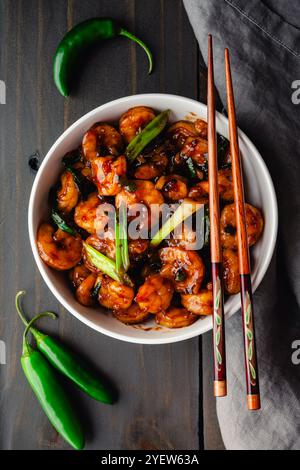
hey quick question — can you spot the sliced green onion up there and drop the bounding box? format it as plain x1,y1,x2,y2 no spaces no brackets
51,210,76,236
62,150,81,166
114,212,122,275
217,134,230,164
186,157,197,178
83,242,123,283
150,199,203,247
83,242,134,287
119,204,130,272
204,206,210,247
126,109,170,162
65,166,82,188
91,281,101,301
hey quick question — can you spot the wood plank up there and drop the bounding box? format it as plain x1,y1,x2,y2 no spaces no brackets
0,0,205,450
202,332,225,450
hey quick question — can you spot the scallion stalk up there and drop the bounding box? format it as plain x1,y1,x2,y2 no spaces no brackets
83,242,123,283
150,199,203,247
114,212,122,275
126,110,170,162
119,204,130,272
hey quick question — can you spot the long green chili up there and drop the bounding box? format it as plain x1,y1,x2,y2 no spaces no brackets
16,291,113,405
53,18,153,97
20,310,85,450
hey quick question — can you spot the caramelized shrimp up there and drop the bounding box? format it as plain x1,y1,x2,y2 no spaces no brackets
188,169,233,202
194,119,208,139
168,225,198,250
156,308,197,328
98,276,134,310
159,247,205,294
119,106,156,143
91,155,126,196
128,239,149,261
135,274,174,313
37,223,82,271
113,302,150,324
222,249,240,294
180,136,208,165
167,120,197,149
57,171,79,213
220,203,263,249
155,174,188,201
134,146,169,179
75,273,97,307
69,264,91,288
115,180,164,209
74,193,101,234
181,289,213,315
82,123,123,161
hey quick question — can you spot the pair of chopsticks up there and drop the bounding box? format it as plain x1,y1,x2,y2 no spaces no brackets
207,35,260,410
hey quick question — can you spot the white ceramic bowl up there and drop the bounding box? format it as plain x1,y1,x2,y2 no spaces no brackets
28,94,277,344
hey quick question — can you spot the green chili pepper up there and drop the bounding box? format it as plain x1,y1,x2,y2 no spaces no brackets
16,291,113,405
126,110,170,162
20,311,85,450
54,18,153,97
51,210,76,236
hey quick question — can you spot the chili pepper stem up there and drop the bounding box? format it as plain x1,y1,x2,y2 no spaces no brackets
119,28,153,74
16,291,57,343
22,312,57,356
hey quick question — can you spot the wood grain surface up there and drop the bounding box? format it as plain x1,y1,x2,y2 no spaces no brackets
0,0,224,450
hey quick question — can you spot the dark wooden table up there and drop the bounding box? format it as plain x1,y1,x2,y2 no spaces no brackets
0,0,224,450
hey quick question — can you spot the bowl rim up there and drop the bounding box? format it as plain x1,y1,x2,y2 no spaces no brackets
28,93,278,344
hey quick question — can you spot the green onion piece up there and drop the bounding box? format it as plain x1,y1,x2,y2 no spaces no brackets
204,207,210,246
91,281,101,301
217,134,230,164
51,210,76,236
126,109,170,162
175,269,187,282
150,199,203,247
114,212,122,275
65,166,82,188
119,204,130,272
186,157,197,178
83,242,123,283
62,150,81,166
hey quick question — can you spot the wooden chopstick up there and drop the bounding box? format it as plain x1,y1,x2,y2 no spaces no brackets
207,35,227,398
224,48,261,410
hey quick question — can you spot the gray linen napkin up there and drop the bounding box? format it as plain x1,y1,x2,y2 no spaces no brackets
183,0,300,450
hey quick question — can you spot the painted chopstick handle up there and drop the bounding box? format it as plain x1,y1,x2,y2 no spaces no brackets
240,274,260,410
212,262,227,397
